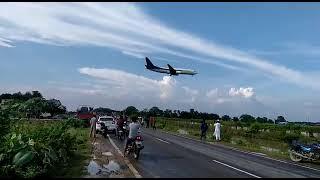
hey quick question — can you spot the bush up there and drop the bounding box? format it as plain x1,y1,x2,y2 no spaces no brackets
0,120,82,178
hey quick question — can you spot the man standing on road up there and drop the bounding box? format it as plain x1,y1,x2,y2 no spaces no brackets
124,116,141,154
116,115,125,136
90,112,98,138
200,119,208,140
214,120,221,141
152,117,157,130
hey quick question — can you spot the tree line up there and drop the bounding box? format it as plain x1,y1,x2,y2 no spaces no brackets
103,105,288,125
0,91,66,118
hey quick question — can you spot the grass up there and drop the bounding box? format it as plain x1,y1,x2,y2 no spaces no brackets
156,118,296,161
46,128,91,177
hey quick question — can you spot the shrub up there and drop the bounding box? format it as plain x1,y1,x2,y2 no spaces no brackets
0,120,82,178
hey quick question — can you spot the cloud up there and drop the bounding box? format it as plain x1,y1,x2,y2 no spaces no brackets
1,3,318,89
229,87,255,98
121,51,145,59
78,67,177,101
182,86,199,102
206,88,218,98
0,37,14,47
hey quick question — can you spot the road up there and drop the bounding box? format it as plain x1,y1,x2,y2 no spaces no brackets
109,128,320,178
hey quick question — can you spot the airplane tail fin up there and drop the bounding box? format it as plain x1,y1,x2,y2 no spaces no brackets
167,64,176,75
145,57,156,68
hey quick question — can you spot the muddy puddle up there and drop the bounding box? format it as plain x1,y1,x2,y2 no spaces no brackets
87,160,121,177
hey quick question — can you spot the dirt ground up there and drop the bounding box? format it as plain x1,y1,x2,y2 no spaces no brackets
82,134,135,178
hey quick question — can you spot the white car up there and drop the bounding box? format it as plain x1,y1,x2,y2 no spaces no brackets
96,116,116,134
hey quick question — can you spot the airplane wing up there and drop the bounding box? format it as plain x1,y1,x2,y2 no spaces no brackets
167,64,177,75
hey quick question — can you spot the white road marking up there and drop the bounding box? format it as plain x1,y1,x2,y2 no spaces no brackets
107,134,142,178
212,160,261,178
155,138,170,144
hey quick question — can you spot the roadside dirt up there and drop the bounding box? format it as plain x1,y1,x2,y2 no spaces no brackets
82,134,135,178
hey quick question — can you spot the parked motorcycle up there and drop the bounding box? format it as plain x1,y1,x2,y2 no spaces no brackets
124,132,144,160
289,140,320,162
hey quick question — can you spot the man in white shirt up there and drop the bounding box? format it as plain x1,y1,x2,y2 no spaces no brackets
90,112,97,138
214,120,221,141
124,116,141,153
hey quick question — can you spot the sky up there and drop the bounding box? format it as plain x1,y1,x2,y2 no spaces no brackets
0,2,320,122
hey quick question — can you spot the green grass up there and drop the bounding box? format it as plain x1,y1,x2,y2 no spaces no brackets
155,117,298,160
47,128,91,177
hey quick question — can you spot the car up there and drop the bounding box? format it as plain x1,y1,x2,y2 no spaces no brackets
96,116,116,134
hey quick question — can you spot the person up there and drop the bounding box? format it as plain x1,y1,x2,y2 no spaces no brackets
152,117,156,130
124,116,141,153
200,119,208,140
146,116,150,128
116,115,125,136
214,120,221,141
90,112,98,138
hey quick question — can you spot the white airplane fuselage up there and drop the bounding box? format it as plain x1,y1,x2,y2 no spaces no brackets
149,67,197,76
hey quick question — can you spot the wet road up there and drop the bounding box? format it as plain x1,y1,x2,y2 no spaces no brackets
109,128,320,178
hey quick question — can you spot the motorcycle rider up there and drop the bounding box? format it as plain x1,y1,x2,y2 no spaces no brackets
124,116,141,153
116,115,125,136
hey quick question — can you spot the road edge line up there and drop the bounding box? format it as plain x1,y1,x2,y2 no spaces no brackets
106,134,142,178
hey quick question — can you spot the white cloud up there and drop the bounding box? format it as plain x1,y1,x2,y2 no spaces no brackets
206,88,218,98
121,51,145,59
229,87,255,98
78,67,177,101
182,86,199,102
0,3,318,89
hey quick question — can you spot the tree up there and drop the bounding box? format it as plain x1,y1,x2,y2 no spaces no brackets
221,115,231,121
256,117,267,124
45,99,67,116
124,106,139,116
275,116,286,124
240,114,256,124
232,117,239,122
211,114,220,120
32,91,43,98
149,106,162,116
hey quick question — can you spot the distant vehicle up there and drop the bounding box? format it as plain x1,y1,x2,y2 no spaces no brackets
76,105,94,127
145,57,197,76
96,116,116,135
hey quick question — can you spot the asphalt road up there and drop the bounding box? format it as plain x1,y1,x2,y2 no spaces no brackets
109,128,320,178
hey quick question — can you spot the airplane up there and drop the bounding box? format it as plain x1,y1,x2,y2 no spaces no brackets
145,57,197,76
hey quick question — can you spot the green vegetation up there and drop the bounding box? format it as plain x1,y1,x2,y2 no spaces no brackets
0,91,90,178
0,117,89,178
155,117,320,160
0,91,66,119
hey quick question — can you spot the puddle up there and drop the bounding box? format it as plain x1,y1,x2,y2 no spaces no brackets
87,160,101,175
87,160,120,177
103,160,120,173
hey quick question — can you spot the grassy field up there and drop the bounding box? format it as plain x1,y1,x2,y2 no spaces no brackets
155,117,320,160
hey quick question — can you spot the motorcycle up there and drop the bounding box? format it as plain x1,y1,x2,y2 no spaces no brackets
99,123,108,138
117,127,125,141
123,122,129,137
124,132,144,160
289,140,320,162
